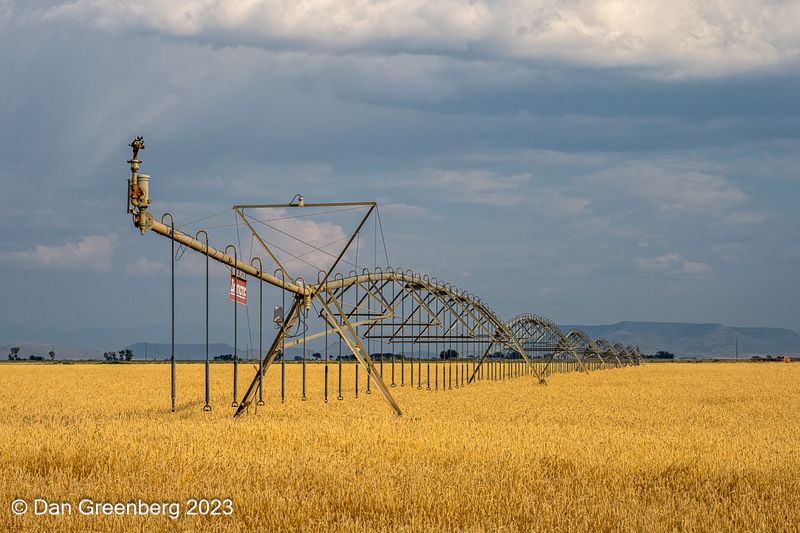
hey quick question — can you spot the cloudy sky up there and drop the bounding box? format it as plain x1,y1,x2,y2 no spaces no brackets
1,1,799,349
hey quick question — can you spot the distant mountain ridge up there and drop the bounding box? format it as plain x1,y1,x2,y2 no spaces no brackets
125,342,305,361
127,342,238,361
0,343,103,360
4,321,798,360
561,321,800,358
0,341,305,361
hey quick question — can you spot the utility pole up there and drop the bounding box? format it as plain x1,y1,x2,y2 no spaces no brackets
736,337,739,361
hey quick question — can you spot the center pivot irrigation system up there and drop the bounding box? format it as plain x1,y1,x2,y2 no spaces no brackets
126,138,643,417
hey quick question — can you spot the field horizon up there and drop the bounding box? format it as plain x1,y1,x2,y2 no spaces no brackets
6,319,800,361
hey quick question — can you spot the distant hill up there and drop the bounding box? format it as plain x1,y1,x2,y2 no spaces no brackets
561,321,800,358
128,342,238,361
0,343,103,360
0,341,308,361
125,342,305,361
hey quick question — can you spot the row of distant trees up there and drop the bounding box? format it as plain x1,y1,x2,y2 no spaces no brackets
2,346,678,362
7,346,56,361
104,349,134,361
212,351,471,362
210,350,675,361
209,350,514,362
6,346,135,362
644,351,675,360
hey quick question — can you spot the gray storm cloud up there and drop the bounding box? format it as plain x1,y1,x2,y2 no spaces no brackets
0,0,798,348
46,0,800,78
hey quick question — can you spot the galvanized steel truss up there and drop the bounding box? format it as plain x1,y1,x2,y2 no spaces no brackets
124,139,642,417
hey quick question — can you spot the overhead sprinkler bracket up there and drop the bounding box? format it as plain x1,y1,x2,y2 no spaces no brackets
130,135,145,161
127,136,153,234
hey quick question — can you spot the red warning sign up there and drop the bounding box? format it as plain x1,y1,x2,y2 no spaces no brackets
229,275,247,305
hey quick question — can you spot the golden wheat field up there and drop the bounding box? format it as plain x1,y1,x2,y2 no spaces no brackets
1,361,799,532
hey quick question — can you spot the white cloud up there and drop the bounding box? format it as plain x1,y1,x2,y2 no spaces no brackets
381,203,439,220
0,0,12,20
722,211,765,226
528,189,592,220
420,169,530,206
599,161,749,216
681,260,712,275
195,163,333,197
635,251,711,275
124,256,165,276
43,0,800,78
0,234,117,272
467,149,614,169
240,208,350,278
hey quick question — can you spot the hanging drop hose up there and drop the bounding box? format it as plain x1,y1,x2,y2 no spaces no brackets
252,256,264,407
302,309,307,402
366,277,371,395
324,302,329,404
280,271,286,404
426,294,431,392
354,273,359,399
426,359,430,391
401,284,406,387
225,245,239,408
198,230,211,412
338,328,343,401
417,300,422,390
167,213,175,413
390,278,395,387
